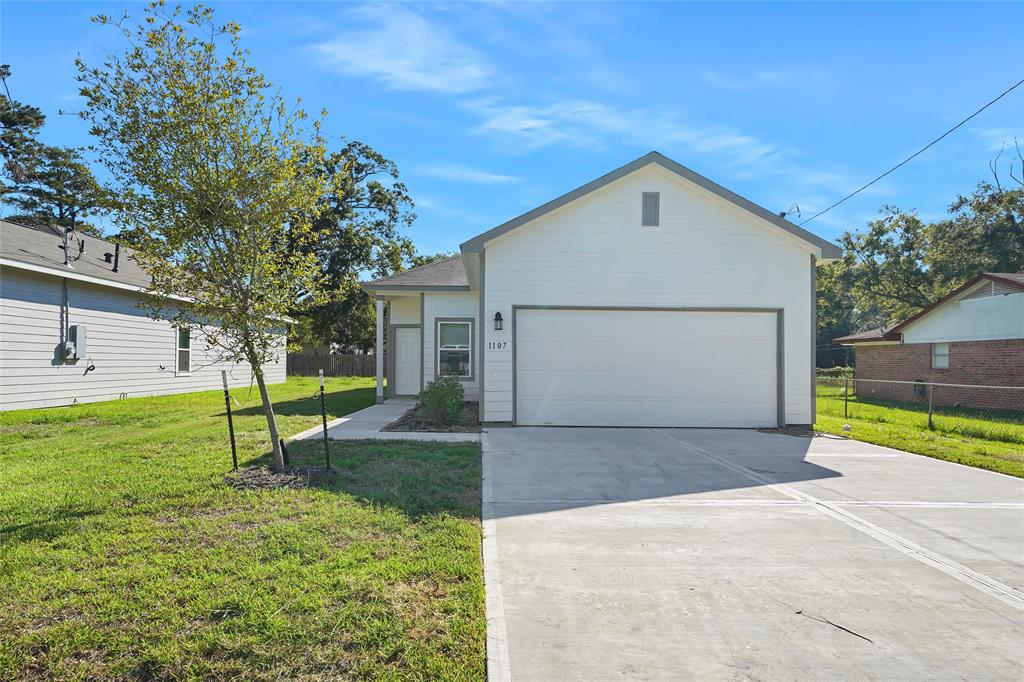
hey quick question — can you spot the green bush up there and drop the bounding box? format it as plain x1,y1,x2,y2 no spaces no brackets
816,366,855,379
419,377,465,424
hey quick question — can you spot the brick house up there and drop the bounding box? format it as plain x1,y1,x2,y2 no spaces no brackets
834,273,1024,410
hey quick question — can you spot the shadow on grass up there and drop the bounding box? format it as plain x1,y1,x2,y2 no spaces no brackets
247,439,481,521
229,386,377,419
0,504,100,545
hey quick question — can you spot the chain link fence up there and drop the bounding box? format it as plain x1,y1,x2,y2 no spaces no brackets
816,373,1024,445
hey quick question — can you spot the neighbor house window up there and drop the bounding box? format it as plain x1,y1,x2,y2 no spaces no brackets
642,192,660,226
437,320,472,378
176,329,191,374
931,342,949,369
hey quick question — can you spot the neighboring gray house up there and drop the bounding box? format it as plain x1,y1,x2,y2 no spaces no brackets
0,220,286,410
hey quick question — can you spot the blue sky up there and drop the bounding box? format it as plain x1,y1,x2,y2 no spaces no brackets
2,1,1022,253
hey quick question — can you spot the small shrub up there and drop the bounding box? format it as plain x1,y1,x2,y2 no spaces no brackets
816,366,855,379
419,377,464,424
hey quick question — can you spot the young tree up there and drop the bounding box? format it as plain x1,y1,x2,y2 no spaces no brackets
76,2,336,470
4,144,104,235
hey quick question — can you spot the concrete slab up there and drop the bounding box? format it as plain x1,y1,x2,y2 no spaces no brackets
484,427,1024,681
291,397,480,443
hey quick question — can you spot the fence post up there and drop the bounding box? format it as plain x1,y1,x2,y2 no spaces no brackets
221,370,238,471
319,369,331,470
844,377,849,419
927,384,934,430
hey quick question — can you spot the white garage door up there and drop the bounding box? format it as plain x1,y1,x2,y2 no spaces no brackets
515,308,778,427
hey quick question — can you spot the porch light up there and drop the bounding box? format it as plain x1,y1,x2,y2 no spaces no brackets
493,312,503,331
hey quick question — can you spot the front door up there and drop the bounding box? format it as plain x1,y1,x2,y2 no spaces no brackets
393,327,421,396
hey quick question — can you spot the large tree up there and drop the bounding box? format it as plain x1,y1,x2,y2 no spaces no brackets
295,141,416,351
4,144,104,235
77,2,336,470
816,155,1024,364
0,65,45,183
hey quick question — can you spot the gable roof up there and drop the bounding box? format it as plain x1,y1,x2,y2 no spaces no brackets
363,255,469,291
0,219,152,290
834,272,1024,345
832,326,900,344
460,151,842,259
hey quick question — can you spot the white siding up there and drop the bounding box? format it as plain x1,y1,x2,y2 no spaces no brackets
0,267,286,410
423,291,479,400
481,164,814,424
902,292,1024,344
388,295,421,325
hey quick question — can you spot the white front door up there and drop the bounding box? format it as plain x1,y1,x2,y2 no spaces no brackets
515,308,777,427
394,327,421,396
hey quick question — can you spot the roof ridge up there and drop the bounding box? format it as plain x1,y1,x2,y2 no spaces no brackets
459,151,842,258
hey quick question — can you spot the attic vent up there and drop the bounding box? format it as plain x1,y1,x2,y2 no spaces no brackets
642,192,660,226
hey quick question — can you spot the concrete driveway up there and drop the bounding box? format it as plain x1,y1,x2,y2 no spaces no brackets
482,428,1024,681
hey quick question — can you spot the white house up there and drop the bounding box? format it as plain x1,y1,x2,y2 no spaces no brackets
364,151,842,427
0,220,286,410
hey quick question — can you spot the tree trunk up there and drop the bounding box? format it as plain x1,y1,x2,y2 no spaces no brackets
254,365,285,471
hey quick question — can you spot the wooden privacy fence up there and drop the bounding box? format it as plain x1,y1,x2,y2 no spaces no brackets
287,353,376,377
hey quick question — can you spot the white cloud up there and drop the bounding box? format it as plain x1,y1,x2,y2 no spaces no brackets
416,196,489,226
464,97,783,168
974,127,1023,152
417,164,519,184
311,5,490,94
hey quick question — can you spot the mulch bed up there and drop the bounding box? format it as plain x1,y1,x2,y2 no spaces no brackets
382,401,481,433
225,464,335,491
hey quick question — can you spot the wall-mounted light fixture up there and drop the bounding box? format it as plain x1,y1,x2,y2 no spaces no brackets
493,312,503,331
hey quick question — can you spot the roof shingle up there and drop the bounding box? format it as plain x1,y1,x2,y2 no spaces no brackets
0,219,151,288
364,255,468,289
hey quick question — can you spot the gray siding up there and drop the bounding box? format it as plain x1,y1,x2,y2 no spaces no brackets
0,267,285,410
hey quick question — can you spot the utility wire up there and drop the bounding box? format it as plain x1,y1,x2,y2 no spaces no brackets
800,78,1024,226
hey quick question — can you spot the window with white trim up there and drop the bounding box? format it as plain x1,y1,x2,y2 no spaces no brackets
176,329,191,373
931,342,949,369
437,320,472,378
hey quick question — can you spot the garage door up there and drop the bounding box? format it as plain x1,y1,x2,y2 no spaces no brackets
515,308,778,427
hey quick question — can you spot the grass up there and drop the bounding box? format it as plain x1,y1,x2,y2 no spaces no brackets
0,377,485,680
814,382,1024,478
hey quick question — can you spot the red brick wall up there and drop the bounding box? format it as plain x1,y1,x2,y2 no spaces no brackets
852,339,1024,410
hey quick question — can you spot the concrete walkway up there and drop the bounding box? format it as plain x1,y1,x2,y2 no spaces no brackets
483,427,1024,681
292,397,480,442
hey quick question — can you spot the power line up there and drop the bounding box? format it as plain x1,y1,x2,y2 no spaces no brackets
800,77,1024,226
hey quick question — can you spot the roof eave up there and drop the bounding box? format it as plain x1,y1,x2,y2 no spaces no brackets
361,283,471,294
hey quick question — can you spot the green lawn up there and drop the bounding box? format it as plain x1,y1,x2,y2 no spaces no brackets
815,382,1024,478
0,377,485,680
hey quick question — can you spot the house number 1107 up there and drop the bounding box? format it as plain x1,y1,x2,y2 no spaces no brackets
488,341,508,350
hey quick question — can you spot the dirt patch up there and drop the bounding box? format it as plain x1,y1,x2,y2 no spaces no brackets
225,465,335,491
382,402,481,433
